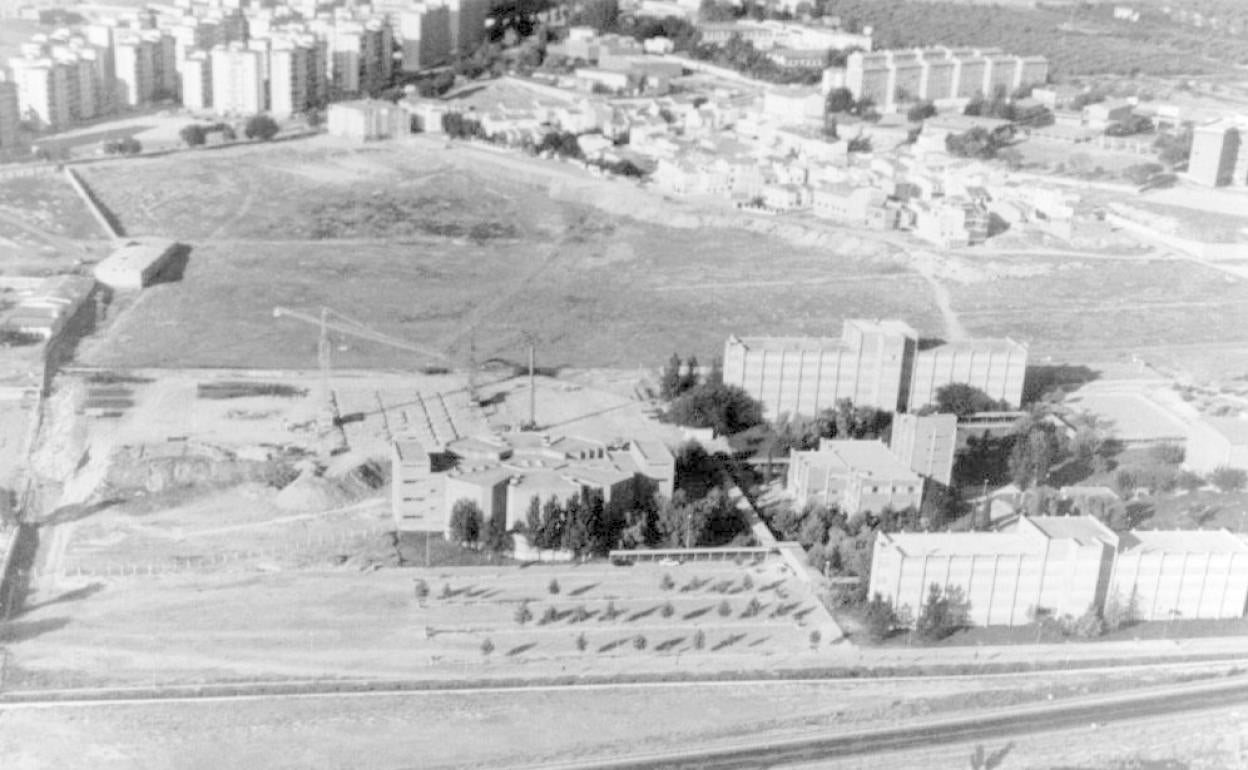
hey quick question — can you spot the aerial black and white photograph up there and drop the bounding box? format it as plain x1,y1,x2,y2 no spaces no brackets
0,0,1246,766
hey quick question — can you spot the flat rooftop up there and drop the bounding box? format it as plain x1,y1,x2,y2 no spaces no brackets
799,439,920,479
1119,529,1248,555
1025,515,1117,544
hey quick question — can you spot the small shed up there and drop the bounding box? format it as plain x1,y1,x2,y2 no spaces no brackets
94,239,179,290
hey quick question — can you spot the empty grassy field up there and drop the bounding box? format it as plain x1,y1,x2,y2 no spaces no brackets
72,138,1248,380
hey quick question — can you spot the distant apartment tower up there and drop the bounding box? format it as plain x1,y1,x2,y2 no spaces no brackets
1188,119,1246,187
113,34,158,107
724,320,1027,419
8,57,72,130
0,82,20,149
399,3,453,72
724,319,918,418
83,24,118,113
210,44,264,115
889,412,957,486
446,0,491,54
269,43,310,118
181,50,212,110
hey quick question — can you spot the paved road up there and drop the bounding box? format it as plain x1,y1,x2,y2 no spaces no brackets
537,675,1248,770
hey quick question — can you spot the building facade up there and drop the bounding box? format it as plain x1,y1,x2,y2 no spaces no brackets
724,319,1027,419
787,439,924,515
210,44,265,115
889,412,957,485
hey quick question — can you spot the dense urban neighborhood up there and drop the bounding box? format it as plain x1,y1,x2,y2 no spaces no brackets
1,0,1248,765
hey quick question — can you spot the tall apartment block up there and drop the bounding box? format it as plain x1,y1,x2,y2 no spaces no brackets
399,3,452,71
7,57,73,130
446,0,490,54
268,38,320,117
210,44,264,114
181,49,212,109
1188,118,1248,187
0,82,20,149
844,47,1049,112
723,320,1027,419
114,33,158,107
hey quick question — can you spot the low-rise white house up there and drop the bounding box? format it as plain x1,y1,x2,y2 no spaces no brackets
327,99,409,141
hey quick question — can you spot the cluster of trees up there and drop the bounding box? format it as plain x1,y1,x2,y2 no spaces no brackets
859,583,969,643
1105,114,1155,137
684,35,825,86
665,383,764,436
964,91,1054,128
1154,128,1193,167
659,354,703,400
448,499,512,553
102,137,142,155
825,88,878,120
520,489,623,557
944,126,1013,160
441,112,488,139
243,114,280,141
179,122,238,147
906,101,937,123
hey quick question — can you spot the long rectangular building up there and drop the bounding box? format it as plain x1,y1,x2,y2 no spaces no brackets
723,320,1026,419
870,517,1248,627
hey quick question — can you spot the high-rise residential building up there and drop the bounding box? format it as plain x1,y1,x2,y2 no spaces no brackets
83,23,118,113
146,31,178,98
114,34,158,106
724,320,1027,419
446,0,490,54
0,82,20,149
398,3,452,72
181,49,212,109
210,44,264,114
269,41,311,117
1188,119,1246,188
8,57,72,130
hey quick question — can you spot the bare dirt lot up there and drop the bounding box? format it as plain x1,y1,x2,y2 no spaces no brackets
2,558,829,690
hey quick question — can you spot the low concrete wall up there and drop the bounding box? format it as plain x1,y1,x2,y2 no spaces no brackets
62,167,122,241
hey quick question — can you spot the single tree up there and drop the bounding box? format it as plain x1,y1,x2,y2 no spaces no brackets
660,353,683,399
809,629,822,648
661,602,675,618
244,113,280,141
693,629,706,650
572,605,590,623
862,593,899,643
633,634,647,650
718,600,731,617
481,638,495,656
741,574,753,591
548,577,561,595
413,579,429,602
540,605,559,625
603,600,619,620
440,583,452,599
660,573,675,591
576,633,588,652
515,601,533,626
449,499,484,546
484,508,511,554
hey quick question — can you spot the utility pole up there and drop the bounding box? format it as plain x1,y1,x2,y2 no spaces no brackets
528,340,536,430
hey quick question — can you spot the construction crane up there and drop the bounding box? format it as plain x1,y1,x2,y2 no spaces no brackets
272,305,451,437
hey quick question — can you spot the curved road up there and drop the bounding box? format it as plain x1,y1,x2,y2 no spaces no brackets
539,676,1248,770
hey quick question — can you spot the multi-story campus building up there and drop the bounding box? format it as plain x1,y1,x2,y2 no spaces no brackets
391,433,676,535
1188,117,1248,188
843,47,1049,112
870,516,1248,627
723,319,1027,419
889,412,957,486
787,439,924,515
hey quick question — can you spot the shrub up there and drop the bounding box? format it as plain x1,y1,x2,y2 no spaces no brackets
809,630,822,648
515,601,533,625
914,584,970,642
693,629,706,650
413,580,429,601
660,573,675,590
576,633,588,652
718,600,731,617
862,593,900,643
633,635,647,650
540,606,559,626
741,597,762,618
742,574,753,591
1070,604,1106,638
440,583,451,599
481,638,495,656
548,578,561,595
1211,466,1247,493
603,600,619,620
572,605,590,623
180,124,207,147
244,113,280,141
661,602,675,618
